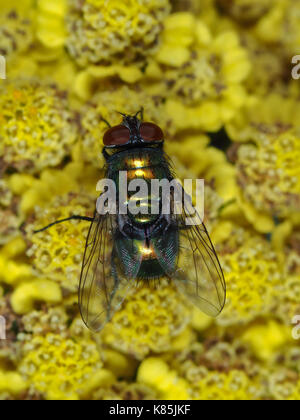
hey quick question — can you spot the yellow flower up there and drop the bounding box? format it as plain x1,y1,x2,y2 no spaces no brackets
19,333,105,400
75,65,144,100
171,0,200,13
0,257,33,287
217,0,274,24
234,130,300,221
11,279,62,314
8,161,99,216
241,321,292,362
0,9,33,62
0,234,33,287
193,370,259,400
66,0,171,67
0,371,27,397
0,0,34,15
26,192,95,292
216,224,282,325
271,220,300,321
0,80,78,174
254,0,300,56
227,93,300,143
153,14,251,132
272,218,300,277
21,307,69,337
170,340,261,384
35,0,68,49
35,0,170,67
101,349,138,380
239,33,292,96
137,358,191,400
0,179,20,245
165,135,238,203
92,380,157,400
101,281,192,360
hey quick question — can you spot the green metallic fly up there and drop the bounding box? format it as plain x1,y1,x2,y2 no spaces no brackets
35,110,226,331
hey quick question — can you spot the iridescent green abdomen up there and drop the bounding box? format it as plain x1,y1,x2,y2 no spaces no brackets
107,148,178,280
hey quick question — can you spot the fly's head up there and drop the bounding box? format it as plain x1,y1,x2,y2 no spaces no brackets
102,109,164,160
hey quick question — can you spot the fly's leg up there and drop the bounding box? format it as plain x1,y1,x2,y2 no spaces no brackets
34,215,94,234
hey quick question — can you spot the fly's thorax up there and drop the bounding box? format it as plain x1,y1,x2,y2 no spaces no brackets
106,148,169,176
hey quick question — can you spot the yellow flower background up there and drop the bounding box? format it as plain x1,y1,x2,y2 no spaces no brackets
0,0,300,400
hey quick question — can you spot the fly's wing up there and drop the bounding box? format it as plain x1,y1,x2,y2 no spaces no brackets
79,212,140,332
154,184,226,317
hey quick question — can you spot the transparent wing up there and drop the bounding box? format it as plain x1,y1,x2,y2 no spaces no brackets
154,185,226,317
175,189,226,317
79,212,138,332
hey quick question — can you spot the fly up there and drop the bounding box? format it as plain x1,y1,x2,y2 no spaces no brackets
35,109,226,332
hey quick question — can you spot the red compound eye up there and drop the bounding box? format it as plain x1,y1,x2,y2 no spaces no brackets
140,122,164,142
103,125,131,146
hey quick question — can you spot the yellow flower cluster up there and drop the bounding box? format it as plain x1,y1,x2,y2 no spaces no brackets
66,0,171,66
101,281,193,360
216,223,282,325
217,0,274,24
0,80,78,173
0,10,33,61
235,130,300,221
193,370,259,400
92,381,157,400
0,0,300,401
19,333,104,400
0,179,20,245
253,0,300,57
153,13,251,132
27,192,95,292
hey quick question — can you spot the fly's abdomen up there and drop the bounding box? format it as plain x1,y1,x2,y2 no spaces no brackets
115,225,179,281
127,165,158,225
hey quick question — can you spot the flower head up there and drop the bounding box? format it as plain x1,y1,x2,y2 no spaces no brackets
26,192,95,292
19,333,103,400
154,13,251,132
66,0,171,67
193,369,259,400
217,0,273,24
254,0,300,56
0,80,78,174
216,224,282,325
92,381,157,400
0,10,33,61
101,281,192,360
227,93,300,143
0,179,20,245
137,357,191,399
235,130,300,220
